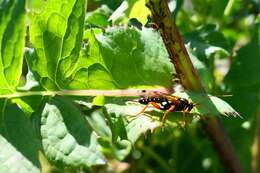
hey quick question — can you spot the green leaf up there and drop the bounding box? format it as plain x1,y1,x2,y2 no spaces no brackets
27,0,46,13
191,0,228,18
11,98,34,117
98,137,131,160
0,103,41,173
186,45,214,91
105,103,160,143
171,0,184,20
19,48,41,91
172,91,241,118
82,105,132,160
40,96,106,168
85,5,112,28
29,0,87,90
126,115,160,143
30,16,173,90
0,0,26,94
109,0,150,25
184,24,230,61
94,27,173,88
225,22,260,87
69,27,173,89
92,96,106,106
86,109,112,138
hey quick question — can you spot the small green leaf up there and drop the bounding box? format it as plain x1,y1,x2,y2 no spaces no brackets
11,98,34,117
184,24,230,61
85,5,112,27
187,45,214,91
86,109,112,138
40,96,106,167
0,0,26,94
92,96,106,106
83,106,132,160
105,103,160,143
19,48,41,91
126,115,160,143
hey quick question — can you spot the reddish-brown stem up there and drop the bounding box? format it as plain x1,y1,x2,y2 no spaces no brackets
145,0,243,173
251,107,260,173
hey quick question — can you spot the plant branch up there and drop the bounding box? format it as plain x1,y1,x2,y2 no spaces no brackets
0,87,172,99
145,0,243,173
140,145,174,173
251,107,260,173
146,0,204,92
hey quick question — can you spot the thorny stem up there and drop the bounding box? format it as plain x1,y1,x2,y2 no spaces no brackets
251,107,260,173
146,0,243,173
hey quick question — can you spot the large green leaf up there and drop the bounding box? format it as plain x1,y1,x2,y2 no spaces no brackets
59,27,173,89
225,22,260,87
0,103,41,173
29,0,87,90
0,0,26,94
40,96,106,168
94,27,173,88
29,0,173,91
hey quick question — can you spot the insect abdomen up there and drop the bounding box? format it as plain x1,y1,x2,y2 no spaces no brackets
138,97,166,105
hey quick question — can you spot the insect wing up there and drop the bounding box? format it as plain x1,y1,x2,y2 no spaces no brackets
165,95,179,102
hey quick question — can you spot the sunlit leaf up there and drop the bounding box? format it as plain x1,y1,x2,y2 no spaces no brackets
95,27,173,88
109,0,150,25
0,0,26,94
40,96,106,167
85,5,112,27
172,91,241,118
29,0,87,90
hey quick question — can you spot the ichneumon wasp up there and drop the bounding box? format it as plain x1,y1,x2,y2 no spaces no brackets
136,95,196,127
134,92,241,127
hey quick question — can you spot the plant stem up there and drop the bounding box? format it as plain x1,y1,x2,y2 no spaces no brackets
201,116,243,173
145,0,243,173
224,0,236,17
0,87,172,99
251,107,260,173
141,145,174,173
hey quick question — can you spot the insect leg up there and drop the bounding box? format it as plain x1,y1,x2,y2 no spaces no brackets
135,102,161,116
161,105,175,127
181,107,190,127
